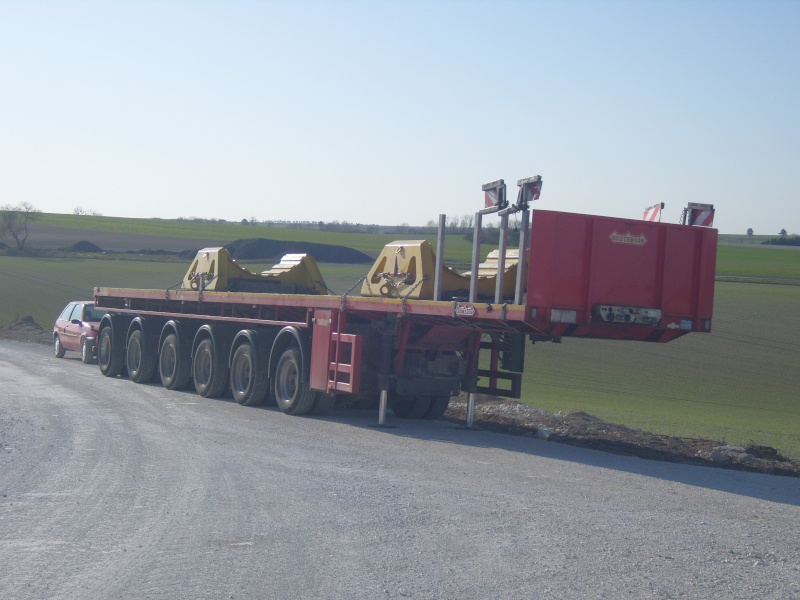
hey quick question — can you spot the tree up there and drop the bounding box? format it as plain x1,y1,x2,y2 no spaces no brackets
780,228,788,238
746,228,753,237
0,202,41,251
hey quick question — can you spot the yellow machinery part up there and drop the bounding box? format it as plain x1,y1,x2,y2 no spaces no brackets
183,247,328,295
360,240,518,300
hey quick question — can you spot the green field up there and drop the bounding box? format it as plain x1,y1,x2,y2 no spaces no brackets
0,257,370,328
2,226,799,460
716,245,800,282
520,282,800,458
33,212,472,259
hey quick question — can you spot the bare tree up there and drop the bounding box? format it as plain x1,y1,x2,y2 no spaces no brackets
0,202,41,251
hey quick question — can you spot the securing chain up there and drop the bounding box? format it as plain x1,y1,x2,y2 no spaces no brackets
398,276,427,318
340,276,367,312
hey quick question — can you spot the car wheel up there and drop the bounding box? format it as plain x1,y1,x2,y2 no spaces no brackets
81,338,94,364
54,336,66,358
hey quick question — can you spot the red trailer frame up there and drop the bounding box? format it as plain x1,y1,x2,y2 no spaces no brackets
94,208,717,421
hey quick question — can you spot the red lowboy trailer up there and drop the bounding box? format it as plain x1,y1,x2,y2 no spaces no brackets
93,184,717,424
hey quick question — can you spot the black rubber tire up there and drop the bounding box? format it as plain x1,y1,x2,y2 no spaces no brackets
274,347,317,416
230,343,269,406
159,333,191,390
127,329,157,384
81,338,94,364
423,395,450,420
98,326,125,377
54,336,66,358
194,338,230,398
391,394,431,419
310,393,336,416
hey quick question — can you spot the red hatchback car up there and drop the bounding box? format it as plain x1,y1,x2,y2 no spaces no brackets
53,301,103,363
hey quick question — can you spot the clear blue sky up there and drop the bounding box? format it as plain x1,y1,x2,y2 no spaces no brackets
2,0,798,234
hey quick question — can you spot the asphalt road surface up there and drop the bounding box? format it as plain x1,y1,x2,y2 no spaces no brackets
1,340,798,599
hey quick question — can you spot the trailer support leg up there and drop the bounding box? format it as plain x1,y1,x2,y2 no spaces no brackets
456,392,481,431
371,388,395,428
371,325,396,428
378,389,388,426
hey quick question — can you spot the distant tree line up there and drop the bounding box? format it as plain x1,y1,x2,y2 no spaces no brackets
176,211,526,244
761,229,800,246
73,206,103,216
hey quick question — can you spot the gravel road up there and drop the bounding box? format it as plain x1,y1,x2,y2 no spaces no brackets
1,340,798,599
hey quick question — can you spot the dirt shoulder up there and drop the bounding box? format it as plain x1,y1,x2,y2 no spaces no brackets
5,316,797,477
445,395,800,477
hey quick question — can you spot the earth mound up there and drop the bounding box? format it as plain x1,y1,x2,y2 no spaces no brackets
62,240,104,253
0,316,51,345
444,394,800,477
224,238,372,263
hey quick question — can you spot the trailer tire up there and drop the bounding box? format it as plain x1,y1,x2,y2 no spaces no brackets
54,336,66,358
194,338,230,398
230,343,269,406
274,347,317,416
391,394,431,419
423,395,450,420
98,326,125,377
81,338,94,364
127,329,157,384
310,393,336,416
159,333,191,390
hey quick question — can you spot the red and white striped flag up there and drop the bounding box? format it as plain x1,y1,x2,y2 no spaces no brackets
643,203,663,222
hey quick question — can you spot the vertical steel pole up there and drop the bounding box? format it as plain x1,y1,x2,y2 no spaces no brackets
495,211,509,304
469,212,482,303
434,214,446,301
514,207,530,305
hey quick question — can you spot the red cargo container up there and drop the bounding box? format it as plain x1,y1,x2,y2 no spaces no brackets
526,210,717,342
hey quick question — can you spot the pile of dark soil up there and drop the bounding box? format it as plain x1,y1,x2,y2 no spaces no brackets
224,238,372,263
1,321,796,477
0,316,52,345
61,240,104,253
444,394,800,477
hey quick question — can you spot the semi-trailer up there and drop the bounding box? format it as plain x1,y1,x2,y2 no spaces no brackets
93,178,717,424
